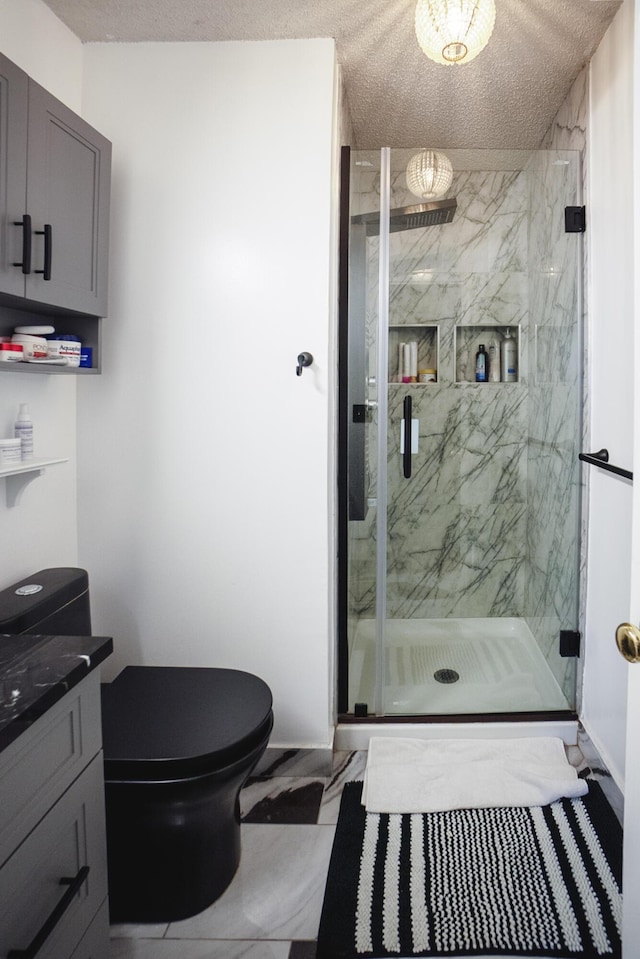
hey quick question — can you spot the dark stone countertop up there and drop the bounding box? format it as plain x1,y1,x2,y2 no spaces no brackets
0,633,113,753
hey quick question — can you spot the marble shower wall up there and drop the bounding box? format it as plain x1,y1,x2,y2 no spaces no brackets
385,167,529,619
346,150,581,700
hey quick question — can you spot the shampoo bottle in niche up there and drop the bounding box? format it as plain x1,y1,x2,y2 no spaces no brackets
475,344,488,382
500,329,518,382
14,403,33,460
488,338,501,382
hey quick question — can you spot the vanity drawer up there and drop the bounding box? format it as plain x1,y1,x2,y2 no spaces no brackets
0,752,108,959
0,670,102,867
70,899,110,959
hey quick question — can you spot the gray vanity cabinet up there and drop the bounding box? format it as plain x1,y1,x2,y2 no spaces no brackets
0,51,111,318
0,670,110,959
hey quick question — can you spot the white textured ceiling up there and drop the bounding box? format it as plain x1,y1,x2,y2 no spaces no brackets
41,0,621,149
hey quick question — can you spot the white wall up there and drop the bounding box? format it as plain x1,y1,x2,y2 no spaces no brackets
582,0,634,786
79,40,338,747
0,0,82,110
0,0,82,589
621,0,640,930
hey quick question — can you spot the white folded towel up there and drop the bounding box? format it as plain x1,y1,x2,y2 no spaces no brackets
362,736,588,813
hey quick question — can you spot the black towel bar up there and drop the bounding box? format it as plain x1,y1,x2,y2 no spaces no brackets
579,448,633,481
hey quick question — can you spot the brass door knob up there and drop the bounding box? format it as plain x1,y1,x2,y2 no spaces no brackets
615,622,640,663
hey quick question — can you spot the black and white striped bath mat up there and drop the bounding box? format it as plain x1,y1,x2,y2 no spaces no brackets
317,781,622,958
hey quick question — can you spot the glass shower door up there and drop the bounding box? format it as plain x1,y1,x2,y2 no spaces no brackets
343,147,583,718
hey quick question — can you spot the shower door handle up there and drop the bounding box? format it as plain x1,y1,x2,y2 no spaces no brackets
403,395,412,479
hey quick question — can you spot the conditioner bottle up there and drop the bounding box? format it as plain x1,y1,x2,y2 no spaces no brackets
500,329,518,382
488,339,501,382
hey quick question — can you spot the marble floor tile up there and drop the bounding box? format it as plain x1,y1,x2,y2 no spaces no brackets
253,748,332,778
241,777,325,824
165,824,335,941
110,939,290,957
318,751,366,825
565,744,585,770
576,726,624,822
288,942,317,959
110,924,169,939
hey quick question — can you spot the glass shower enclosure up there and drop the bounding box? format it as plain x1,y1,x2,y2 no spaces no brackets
340,146,583,719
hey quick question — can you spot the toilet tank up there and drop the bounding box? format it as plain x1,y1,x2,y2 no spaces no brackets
0,568,92,635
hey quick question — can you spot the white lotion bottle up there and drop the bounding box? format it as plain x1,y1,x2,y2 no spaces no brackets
14,402,33,460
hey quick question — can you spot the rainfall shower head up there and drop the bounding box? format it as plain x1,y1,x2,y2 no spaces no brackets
352,197,457,237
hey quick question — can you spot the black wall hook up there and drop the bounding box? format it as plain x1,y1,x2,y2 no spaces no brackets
296,352,313,376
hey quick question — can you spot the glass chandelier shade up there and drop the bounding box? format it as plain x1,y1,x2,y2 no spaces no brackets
406,150,453,200
414,0,496,65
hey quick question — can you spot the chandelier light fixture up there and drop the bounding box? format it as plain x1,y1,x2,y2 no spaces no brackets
414,0,496,66
406,149,453,200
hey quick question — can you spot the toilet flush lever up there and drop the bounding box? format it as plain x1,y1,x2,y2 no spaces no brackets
296,352,313,376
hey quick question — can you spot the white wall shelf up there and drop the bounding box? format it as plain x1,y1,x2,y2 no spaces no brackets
0,363,99,375
0,457,68,507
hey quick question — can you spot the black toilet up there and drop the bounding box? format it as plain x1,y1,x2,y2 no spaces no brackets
0,568,273,923
101,664,273,922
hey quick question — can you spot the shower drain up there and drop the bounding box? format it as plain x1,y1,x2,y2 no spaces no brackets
434,668,460,684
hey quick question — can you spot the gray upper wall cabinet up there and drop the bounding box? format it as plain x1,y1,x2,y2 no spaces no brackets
0,55,28,301
0,52,111,319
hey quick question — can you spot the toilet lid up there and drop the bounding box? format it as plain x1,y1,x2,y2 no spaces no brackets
101,666,273,782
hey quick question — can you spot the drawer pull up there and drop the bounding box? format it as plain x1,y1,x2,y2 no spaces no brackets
8,865,89,958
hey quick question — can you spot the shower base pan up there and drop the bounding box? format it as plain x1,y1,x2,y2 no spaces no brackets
347,616,571,718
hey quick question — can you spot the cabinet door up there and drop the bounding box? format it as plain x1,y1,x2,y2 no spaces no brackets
0,753,108,959
0,53,28,298
26,80,111,317
69,900,110,959
0,671,103,868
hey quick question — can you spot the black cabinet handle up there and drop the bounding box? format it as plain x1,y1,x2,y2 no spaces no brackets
579,448,633,481
34,224,52,280
12,214,32,274
403,395,412,479
8,865,89,959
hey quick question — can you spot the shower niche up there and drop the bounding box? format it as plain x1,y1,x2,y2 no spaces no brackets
388,324,438,384
455,325,520,383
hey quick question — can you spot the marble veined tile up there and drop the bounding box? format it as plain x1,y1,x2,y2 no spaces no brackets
166,824,335,941
110,939,290,958
318,751,367,825
241,777,325,824
289,942,318,959
389,274,459,325
458,271,527,327
110,923,169,939
577,726,624,824
252,748,332,778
